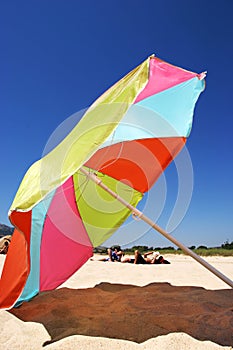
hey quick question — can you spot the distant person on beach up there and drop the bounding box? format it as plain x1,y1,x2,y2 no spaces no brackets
0,235,11,255
96,246,124,262
0,240,9,255
121,250,170,264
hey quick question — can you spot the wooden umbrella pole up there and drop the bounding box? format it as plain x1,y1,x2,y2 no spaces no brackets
80,167,233,288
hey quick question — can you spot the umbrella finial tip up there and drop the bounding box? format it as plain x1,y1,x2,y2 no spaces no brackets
198,71,207,80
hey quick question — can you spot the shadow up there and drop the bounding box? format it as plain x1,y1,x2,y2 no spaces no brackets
9,283,233,347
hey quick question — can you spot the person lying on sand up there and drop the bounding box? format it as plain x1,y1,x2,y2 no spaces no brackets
0,235,11,255
121,250,170,264
0,240,10,255
96,247,124,262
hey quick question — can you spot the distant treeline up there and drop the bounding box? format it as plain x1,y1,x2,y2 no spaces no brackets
221,240,233,250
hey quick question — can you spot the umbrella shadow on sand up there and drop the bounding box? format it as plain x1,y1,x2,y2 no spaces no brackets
9,283,233,347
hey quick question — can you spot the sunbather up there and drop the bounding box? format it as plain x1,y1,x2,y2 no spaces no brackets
96,247,124,262
0,240,9,255
121,250,170,264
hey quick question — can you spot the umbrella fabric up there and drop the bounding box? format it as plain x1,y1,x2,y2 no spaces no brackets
0,56,205,309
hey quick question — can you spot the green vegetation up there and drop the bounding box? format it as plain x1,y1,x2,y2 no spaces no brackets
221,240,233,250
124,245,233,257
191,248,233,257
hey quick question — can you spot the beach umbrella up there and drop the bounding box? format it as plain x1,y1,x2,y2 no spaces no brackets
0,55,231,309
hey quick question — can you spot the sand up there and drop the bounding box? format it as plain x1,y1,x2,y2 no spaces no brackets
0,254,232,349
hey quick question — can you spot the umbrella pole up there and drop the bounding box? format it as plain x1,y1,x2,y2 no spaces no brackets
80,167,233,288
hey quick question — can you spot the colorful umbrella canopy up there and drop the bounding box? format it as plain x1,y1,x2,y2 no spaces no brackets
0,55,206,309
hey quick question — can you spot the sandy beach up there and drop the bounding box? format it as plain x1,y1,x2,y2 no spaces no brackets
0,254,232,349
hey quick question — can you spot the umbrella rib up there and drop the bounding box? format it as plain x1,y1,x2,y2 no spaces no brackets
74,169,92,203
80,166,233,289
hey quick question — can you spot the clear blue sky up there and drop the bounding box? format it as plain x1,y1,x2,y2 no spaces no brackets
0,0,232,248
